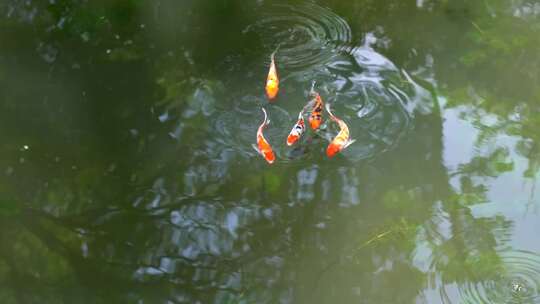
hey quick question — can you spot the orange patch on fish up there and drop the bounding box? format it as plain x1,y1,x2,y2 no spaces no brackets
287,134,299,146
326,142,341,158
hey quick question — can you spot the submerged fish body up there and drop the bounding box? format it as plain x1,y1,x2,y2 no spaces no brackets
325,103,355,157
308,92,324,130
253,108,276,164
287,110,306,146
265,49,280,100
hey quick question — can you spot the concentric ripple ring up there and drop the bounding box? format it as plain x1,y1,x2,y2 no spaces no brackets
244,2,352,72
459,249,540,303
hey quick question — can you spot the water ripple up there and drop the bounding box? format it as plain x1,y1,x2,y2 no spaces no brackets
300,46,433,162
229,5,435,163
459,249,540,304
244,2,351,72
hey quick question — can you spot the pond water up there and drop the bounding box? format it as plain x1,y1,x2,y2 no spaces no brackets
1,0,540,303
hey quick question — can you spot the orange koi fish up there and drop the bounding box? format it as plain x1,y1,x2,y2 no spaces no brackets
308,92,324,130
252,108,276,164
265,46,280,101
325,103,355,158
286,110,306,146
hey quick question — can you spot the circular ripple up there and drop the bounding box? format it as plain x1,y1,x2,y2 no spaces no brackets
291,46,433,162
242,5,434,163
244,2,352,72
459,250,540,304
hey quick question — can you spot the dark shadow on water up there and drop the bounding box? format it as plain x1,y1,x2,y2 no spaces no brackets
1,0,540,303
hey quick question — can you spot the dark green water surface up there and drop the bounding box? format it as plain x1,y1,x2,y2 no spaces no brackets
2,1,540,303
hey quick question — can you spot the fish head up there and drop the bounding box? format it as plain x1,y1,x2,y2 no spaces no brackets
264,150,275,164
287,134,299,146
309,116,322,130
257,140,275,164
326,142,342,158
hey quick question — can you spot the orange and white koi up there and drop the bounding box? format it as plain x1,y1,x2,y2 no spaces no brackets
286,110,306,146
308,92,324,130
325,103,355,158
265,47,280,101
252,108,276,164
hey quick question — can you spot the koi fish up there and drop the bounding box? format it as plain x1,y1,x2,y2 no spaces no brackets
265,46,280,100
308,92,324,130
286,110,305,146
325,103,356,158
252,108,276,164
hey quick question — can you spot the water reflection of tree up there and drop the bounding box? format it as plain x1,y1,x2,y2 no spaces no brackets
337,0,540,180
326,1,539,302
0,0,534,303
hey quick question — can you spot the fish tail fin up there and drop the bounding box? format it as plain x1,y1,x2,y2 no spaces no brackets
260,108,270,127
309,81,320,100
325,103,337,121
310,80,316,95
261,107,268,122
271,43,282,60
